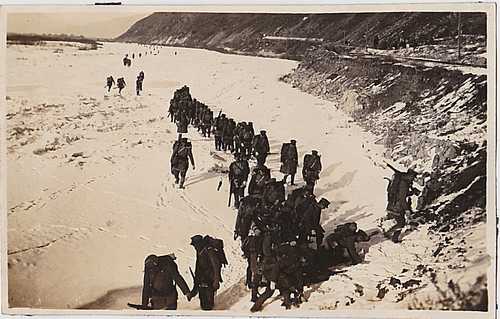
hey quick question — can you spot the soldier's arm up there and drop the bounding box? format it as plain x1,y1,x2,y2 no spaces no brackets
141,269,151,306
170,263,190,296
188,148,195,167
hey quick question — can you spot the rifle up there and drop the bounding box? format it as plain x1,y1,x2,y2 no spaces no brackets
228,181,233,207
127,303,152,310
386,162,402,174
189,266,198,288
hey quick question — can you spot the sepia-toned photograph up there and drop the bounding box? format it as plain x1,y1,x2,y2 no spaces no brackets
1,4,496,317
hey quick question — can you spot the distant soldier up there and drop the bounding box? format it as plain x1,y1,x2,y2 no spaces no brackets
170,137,195,189
228,152,250,209
325,222,370,265
176,109,189,136
132,53,135,59
297,198,330,250
302,150,322,191
106,76,115,92
136,76,143,96
140,254,191,310
248,164,271,196
384,164,419,242
139,53,142,58
223,119,236,152
242,122,255,157
213,113,226,151
139,71,145,80
201,109,213,138
117,77,126,94
252,130,270,166
187,235,227,310
280,139,298,185
123,56,128,66
233,122,246,154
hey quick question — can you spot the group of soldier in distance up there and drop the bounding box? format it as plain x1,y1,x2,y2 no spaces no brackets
105,44,163,96
129,83,422,312
110,45,422,311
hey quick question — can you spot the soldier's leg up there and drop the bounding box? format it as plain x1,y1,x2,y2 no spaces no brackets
280,289,292,309
179,170,187,189
290,173,295,185
199,287,215,310
165,294,178,310
207,126,211,138
234,187,243,209
173,170,180,184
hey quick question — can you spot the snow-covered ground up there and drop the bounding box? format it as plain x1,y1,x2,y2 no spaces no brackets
5,42,490,314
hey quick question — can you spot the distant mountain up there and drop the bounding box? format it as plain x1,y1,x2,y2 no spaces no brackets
117,12,486,55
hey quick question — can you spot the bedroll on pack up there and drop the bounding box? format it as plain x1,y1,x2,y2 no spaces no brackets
204,235,228,268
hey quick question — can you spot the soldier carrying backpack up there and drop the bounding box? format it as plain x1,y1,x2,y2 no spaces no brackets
325,222,371,265
302,150,322,192
280,139,298,185
384,164,419,243
187,235,227,310
248,164,271,196
170,137,195,189
262,178,286,208
228,152,250,209
252,130,270,166
297,197,330,250
138,254,191,310
106,76,115,92
117,77,126,95
241,122,255,157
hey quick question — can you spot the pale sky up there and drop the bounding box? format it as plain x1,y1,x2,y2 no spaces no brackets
7,12,152,39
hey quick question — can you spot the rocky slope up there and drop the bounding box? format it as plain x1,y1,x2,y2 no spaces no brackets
280,47,488,309
117,12,486,59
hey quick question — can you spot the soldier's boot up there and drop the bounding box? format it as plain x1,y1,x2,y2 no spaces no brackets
250,287,274,312
281,291,292,309
179,176,186,189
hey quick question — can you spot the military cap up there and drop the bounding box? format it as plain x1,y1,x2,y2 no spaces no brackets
190,235,204,246
312,150,318,155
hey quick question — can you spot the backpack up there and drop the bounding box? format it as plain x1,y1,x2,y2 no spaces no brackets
304,154,321,171
232,160,248,178
280,143,291,162
176,143,191,158
263,180,285,205
147,255,176,294
243,128,253,140
204,235,228,268
386,172,403,211
235,196,259,238
334,222,358,237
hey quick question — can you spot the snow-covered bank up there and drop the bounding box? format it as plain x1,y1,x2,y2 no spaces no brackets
281,47,490,310
6,41,490,313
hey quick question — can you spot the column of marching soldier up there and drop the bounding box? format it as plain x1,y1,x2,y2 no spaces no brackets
130,85,376,312
122,47,422,311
